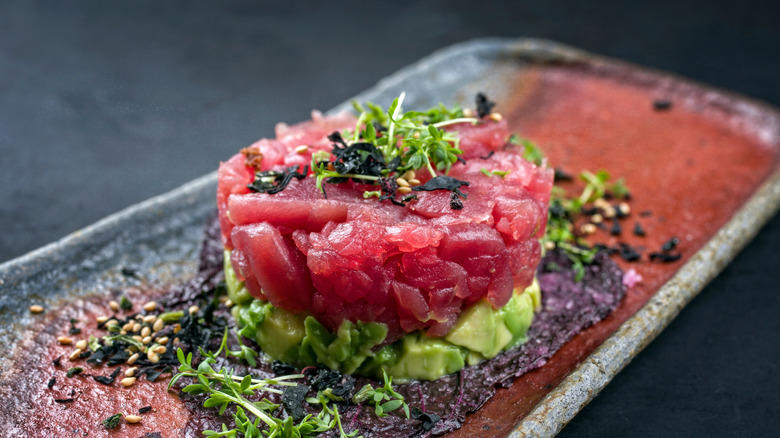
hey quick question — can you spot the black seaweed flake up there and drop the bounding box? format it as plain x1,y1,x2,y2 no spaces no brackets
247,165,308,195
47,377,56,389
634,222,646,237
54,398,75,404
121,267,138,277
411,407,441,431
93,367,122,385
653,99,673,111
144,432,162,438
475,93,496,118
78,350,91,360
281,384,310,421
661,236,680,252
610,219,622,236
331,374,356,400
618,242,641,262
479,150,495,160
52,356,62,367
309,368,343,392
449,192,464,210
640,209,653,217
554,168,574,182
650,252,682,262
412,175,469,199
139,406,152,414
271,360,298,376
68,318,81,335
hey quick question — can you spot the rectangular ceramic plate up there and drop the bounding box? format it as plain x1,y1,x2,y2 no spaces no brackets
1,38,779,437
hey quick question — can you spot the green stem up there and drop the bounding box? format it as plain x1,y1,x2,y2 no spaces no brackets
432,117,478,128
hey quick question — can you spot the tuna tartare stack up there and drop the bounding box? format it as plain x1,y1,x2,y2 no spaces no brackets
218,94,554,380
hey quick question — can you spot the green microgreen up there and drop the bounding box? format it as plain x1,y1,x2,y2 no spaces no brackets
102,413,123,429
509,134,544,166
351,369,410,419
313,92,478,203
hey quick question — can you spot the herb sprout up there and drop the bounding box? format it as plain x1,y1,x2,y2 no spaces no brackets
351,369,410,419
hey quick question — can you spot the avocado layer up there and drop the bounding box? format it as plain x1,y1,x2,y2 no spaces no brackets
225,252,540,381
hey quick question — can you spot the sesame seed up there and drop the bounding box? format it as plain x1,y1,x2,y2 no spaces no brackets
152,319,164,332
396,178,410,187
132,335,143,342
619,202,631,215
408,178,421,186
147,351,160,364
122,322,134,332
121,377,136,387
132,322,142,332
57,336,73,345
188,305,199,315
125,414,142,424
580,223,597,234
75,340,88,350
173,324,181,334
142,336,152,345
69,348,82,361
156,336,169,345
173,337,181,346
591,213,603,224
224,299,233,308
105,319,118,328
401,170,415,181
29,305,44,314
127,353,139,365
153,346,166,354
489,112,503,122
544,241,556,251
294,145,309,154
109,300,120,312
143,301,157,312
140,327,151,338
125,367,137,377
463,108,474,117
96,316,109,324
398,186,412,194
142,315,156,324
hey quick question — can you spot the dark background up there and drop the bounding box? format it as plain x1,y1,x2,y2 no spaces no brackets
1,1,778,436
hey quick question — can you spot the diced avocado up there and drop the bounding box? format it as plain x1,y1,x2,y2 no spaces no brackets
445,278,539,357
256,306,307,363
223,250,254,305
302,317,387,374
371,333,465,382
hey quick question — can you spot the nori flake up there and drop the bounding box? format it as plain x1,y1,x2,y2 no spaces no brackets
282,384,310,421
475,93,496,118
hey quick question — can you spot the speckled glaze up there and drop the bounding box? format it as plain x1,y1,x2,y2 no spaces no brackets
1,39,779,437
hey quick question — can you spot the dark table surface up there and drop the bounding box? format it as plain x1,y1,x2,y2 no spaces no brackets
1,1,778,436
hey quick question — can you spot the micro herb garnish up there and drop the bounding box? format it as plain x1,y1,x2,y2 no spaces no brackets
351,369,410,419
508,134,544,166
170,345,304,438
102,413,123,429
313,92,480,205
543,168,631,281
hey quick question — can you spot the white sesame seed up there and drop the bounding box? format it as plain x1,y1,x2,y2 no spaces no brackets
121,377,136,387
294,145,309,154
96,316,109,324
142,336,152,345
69,348,82,361
188,305,199,315
75,340,87,350
401,170,415,181
57,336,73,345
152,319,164,332
143,315,157,324
127,353,139,365
396,178,410,187
29,305,44,314
156,336,169,345
125,367,137,377
109,300,120,312
147,351,160,364
143,301,157,312
397,186,412,194
140,326,151,338
125,414,142,424
489,112,503,122
408,178,421,186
